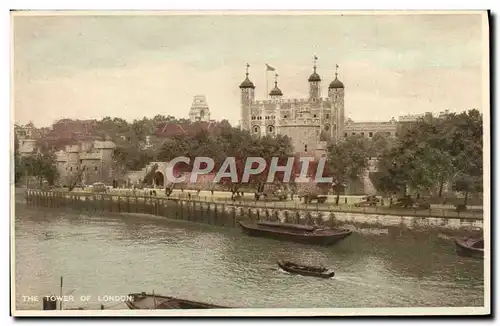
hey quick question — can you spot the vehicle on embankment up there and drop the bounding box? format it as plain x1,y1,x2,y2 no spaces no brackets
238,220,352,246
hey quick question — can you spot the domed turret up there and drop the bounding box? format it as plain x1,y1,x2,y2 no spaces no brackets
329,64,344,89
239,64,255,89
309,55,321,99
240,63,255,132
308,70,321,82
269,73,283,97
329,77,344,89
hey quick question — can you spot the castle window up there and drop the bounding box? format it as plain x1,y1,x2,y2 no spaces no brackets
304,145,308,152
284,115,288,119
94,166,98,171
395,132,398,137
369,132,373,138
268,125,275,133
265,116,269,120
253,126,260,134
313,114,317,118
352,132,356,136
344,133,347,137
325,114,330,119
324,125,330,131
70,167,72,171
251,116,255,120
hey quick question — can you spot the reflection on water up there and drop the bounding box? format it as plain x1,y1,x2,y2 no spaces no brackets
14,204,484,310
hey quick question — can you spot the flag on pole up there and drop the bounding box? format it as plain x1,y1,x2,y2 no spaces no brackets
266,64,276,72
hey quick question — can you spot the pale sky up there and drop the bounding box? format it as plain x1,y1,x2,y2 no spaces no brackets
13,12,486,127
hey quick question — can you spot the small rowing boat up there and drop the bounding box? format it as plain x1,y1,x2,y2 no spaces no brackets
277,260,335,278
454,237,484,259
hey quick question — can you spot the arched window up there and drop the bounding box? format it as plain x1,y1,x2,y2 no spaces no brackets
268,125,275,133
253,126,260,134
325,113,330,119
304,145,308,152
313,114,317,118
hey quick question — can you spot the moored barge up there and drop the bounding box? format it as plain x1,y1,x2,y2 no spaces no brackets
238,220,352,246
125,292,229,309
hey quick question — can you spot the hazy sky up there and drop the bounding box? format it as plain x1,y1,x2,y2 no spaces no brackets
13,12,486,127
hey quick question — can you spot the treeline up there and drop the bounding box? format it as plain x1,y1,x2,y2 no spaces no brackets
373,109,483,204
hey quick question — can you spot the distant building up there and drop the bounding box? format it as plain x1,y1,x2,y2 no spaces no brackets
343,118,398,139
189,95,211,122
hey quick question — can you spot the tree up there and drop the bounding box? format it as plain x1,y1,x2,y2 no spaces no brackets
327,135,370,205
18,152,59,188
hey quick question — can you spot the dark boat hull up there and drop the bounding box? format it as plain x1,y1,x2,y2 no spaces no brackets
125,293,229,309
238,221,352,246
277,260,334,278
455,238,484,259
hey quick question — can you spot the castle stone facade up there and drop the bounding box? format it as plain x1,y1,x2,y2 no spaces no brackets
239,60,345,157
54,139,116,186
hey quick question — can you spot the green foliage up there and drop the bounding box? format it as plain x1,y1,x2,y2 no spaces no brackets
16,152,59,187
326,135,370,204
156,123,295,193
375,109,483,199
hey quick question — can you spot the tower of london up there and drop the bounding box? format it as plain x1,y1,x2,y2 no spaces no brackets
239,58,345,157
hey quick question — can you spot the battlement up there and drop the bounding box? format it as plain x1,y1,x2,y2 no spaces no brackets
65,144,81,153
80,152,101,160
93,140,116,150
55,151,68,162
252,97,331,105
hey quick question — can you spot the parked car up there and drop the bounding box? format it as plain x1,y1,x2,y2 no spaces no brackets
91,182,107,193
298,193,327,204
355,195,379,207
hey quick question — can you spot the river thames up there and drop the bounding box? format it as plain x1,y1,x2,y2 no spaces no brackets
14,203,483,310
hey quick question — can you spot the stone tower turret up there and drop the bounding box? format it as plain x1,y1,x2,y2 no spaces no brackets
308,55,321,101
239,63,255,131
328,64,345,142
94,138,116,185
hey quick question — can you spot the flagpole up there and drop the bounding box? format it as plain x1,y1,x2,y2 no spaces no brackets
266,69,269,99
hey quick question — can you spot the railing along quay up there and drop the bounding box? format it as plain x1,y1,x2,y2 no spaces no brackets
24,190,483,226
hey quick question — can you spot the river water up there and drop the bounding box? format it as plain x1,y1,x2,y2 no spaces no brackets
14,203,484,310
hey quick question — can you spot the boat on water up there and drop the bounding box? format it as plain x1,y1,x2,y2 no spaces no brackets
125,292,230,309
238,220,352,246
455,237,484,259
277,260,335,278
